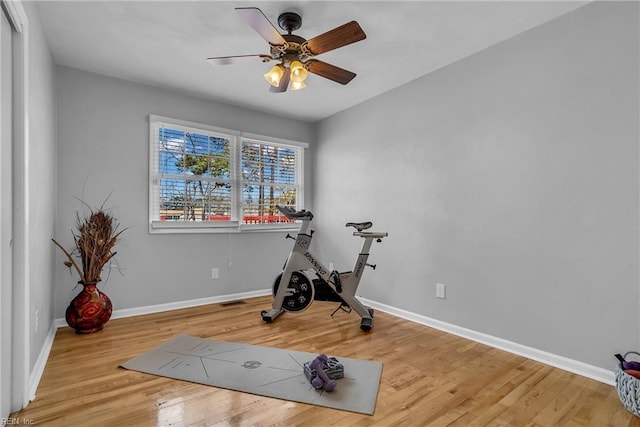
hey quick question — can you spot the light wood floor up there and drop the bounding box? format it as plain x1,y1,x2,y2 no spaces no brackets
11,296,640,426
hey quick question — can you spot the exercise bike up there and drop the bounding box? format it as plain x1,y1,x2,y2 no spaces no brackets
260,205,388,331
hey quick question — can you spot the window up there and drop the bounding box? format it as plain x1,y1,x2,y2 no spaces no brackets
149,115,306,233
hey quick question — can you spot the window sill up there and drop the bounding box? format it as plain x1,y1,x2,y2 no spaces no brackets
149,221,299,234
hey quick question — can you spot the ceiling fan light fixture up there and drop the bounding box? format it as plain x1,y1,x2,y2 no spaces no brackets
209,8,366,93
289,60,308,83
264,64,284,87
290,80,306,91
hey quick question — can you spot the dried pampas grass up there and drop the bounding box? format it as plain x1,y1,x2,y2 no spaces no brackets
53,203,125,284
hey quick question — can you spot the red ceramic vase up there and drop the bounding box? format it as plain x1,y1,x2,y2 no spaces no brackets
65,282,112,334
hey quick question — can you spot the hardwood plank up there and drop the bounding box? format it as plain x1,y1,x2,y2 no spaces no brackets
10,296,640,426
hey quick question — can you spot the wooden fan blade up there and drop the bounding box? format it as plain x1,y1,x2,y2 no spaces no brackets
305,21,366,55
206,54,272,66
270,68,291,93
235,7,286,46
306,60,356,85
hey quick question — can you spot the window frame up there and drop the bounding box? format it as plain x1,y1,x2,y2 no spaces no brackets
148,115,307,234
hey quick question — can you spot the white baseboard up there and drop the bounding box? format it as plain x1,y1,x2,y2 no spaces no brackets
29,322,58,401
359,297,615,386
109,289,272,320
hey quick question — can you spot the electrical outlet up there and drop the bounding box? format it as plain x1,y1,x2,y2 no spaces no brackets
436,283,446,299
211,267,219,280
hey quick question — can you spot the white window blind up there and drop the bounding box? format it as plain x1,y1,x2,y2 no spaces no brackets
149,115,306,233
241,138,301,224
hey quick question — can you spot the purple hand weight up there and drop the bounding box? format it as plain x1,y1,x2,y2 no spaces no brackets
309,354,337,392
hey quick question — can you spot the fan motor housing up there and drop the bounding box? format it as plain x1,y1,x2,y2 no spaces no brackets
271,34,307,59
278,12,302,33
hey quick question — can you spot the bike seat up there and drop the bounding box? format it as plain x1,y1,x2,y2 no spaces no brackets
345,221,372,232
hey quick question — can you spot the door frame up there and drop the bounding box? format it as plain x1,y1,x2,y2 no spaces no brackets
1,0,30,411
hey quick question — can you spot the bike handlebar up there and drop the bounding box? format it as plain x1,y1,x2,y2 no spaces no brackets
276,205,314,220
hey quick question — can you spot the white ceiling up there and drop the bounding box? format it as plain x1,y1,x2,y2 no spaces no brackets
36,1,587,122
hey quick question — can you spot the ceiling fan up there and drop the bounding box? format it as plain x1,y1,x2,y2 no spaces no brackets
207,7,367,93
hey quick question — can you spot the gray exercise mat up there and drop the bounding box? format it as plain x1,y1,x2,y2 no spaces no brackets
120,334,382,415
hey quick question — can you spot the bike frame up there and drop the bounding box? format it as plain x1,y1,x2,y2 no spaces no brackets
261,216,387,329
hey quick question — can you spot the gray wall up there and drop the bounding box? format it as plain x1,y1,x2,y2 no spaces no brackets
22,1,57,375
313,1,639,370
54,67,315,318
